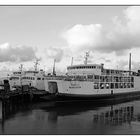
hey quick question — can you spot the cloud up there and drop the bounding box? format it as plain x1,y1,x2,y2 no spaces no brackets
46,46,63,62
0,43,36,62
62,24,103,52
62,6,140,55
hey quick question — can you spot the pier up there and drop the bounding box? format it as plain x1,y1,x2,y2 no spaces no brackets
0,79,48,102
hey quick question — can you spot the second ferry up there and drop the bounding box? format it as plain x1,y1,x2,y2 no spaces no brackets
44,52,140,101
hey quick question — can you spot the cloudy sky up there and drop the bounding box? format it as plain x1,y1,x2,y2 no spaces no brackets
1,6,140,74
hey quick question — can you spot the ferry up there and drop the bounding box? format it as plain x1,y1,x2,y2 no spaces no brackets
44,52,140,102
9,59,46,91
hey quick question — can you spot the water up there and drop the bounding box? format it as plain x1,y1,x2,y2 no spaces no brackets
0,99,140,134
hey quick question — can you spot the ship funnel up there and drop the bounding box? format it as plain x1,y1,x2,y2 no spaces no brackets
53,59,56,76
129,53,131,75
71,57,73,66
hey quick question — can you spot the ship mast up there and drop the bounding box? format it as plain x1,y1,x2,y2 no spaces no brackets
19,64,23,86
71,57,73,66
129,53,131,75
34,58,40,71
84,52,89,65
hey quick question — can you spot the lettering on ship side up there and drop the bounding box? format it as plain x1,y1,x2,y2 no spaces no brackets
69,86,81,88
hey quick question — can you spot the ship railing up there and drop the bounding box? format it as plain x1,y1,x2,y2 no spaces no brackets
45,75,96,82
101,73,131,76
45,75,66,80
64,75,95,81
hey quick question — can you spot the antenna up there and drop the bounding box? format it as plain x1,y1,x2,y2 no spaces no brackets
71,57,73,66
84,51,89,65
19,64,23,86
19,64,23,72
53,59,56,76
129,53,131,75
34,58,40,71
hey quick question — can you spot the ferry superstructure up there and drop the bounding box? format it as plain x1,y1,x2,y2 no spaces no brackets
44,53,140,101
8,70,23,90
21,69,45,90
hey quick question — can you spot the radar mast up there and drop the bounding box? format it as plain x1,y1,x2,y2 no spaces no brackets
84,51,89,65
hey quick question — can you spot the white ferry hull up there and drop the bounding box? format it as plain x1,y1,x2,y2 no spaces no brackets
45,91,140,102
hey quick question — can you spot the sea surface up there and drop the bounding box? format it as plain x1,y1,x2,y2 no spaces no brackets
0,98,140,135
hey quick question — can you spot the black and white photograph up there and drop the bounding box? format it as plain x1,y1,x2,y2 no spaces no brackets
0,4,140,135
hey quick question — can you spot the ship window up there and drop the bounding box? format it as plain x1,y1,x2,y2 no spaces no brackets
100,76,104,82
106,70,110,75
94,75,99,79
116,77,119,82
120,83,123,88
87,75,93,79
118,83,121,88
42,78,44,80
105,76,108,82
109,76,112,82
111,70,114,74
107,76,110,82
37,77,41,80
115,83,118,88
100,76,102,82
110,76,112,82
11,77,19,80
100,83,104,89
127,83,130,88
124,83,127,88
106,83,109,89
121,77,124,82
110,83,114,89
131,77,134,82
124,77,127,82
94,83,99,89
119,77,121,82
131,83,134,88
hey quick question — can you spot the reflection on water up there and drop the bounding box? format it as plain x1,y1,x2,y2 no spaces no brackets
93,106,134,126
1,99,140,134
